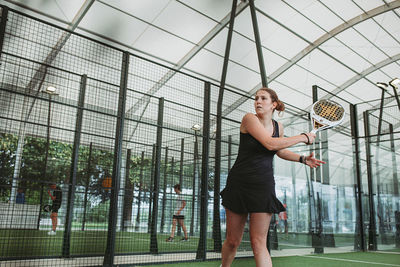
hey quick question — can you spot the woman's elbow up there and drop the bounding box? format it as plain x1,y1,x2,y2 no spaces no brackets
265,143,279,151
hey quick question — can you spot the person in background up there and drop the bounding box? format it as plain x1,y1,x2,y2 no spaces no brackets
166,184,189,242
278,204,288,238
47,183,62,235
16,188,25,204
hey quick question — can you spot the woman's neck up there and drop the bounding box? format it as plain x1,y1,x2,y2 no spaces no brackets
256,112,273,127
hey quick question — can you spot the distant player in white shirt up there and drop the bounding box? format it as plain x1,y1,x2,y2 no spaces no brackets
166,184,188,242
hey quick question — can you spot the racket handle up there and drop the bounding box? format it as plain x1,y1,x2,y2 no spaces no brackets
310,129,317,134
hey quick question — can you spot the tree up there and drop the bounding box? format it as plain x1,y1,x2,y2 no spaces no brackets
0,133,18,201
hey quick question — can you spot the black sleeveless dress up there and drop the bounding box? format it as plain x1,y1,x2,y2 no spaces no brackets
220,119,286,214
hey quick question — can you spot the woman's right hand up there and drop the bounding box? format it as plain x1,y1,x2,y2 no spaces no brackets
304,132,316,144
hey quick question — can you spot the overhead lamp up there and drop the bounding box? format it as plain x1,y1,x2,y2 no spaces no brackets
388,78,400,111
43,86,58,95
389,78,400,89
375,82,388,90
191,124,201,131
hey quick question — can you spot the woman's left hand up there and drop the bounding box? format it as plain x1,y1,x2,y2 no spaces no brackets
304,152,326,168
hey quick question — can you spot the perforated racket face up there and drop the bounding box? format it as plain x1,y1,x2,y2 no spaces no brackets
313,100,344,122
43,204,51,212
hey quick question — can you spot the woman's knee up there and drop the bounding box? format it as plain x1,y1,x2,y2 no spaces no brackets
250,235,267,251
224,236,242,249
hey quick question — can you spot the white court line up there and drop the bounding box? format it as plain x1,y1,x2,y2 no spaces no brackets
372,251,400,255
303,255,400,266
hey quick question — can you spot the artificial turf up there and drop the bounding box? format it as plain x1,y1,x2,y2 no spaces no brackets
1,228,397,267
0,230,214,258
145,251,400,267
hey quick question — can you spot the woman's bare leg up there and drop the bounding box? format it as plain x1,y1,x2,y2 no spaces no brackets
249,213,272,267
221,209,247,267
51,212,58,231
178,219,188,239
170,218,177,238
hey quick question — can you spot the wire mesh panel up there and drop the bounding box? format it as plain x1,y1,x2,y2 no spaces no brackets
356,95,400,252
3,11,122,85
2,3,399,266
306,86,361,253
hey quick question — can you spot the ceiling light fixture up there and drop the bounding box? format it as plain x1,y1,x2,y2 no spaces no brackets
191,124,201,131
388,78,400,111
389,78,400,89
375,82,388,90
43,86,58,95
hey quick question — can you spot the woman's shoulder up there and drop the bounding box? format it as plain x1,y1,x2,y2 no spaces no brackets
241,113,258,124
240,113,257,133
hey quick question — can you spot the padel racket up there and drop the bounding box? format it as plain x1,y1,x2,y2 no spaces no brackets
43,204,51,212
310,99,345,134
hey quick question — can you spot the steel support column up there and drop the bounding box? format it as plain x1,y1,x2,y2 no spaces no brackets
62,74,87,257
389,124,399,197
149,98,164,254
350,104,365,251
249,0,267,87
213,0,237,252
0,5,8,58
103,52,129,266
148,144,156,233
135,151,145,231
121,148,132,231
363,111,377,251
160,147,169,233
196,82,211,260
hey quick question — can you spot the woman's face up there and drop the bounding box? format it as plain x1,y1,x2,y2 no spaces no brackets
254,90,276,115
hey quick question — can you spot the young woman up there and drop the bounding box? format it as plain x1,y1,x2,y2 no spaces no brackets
220,88,325,267
166,184,189,242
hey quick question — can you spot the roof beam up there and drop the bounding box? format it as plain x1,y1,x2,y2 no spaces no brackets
287,54,400,130
324,54,400,100
6,0,95,93
124,0,249,140
220,1,400,120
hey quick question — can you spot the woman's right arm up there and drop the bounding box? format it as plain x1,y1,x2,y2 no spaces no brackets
241,113,315,151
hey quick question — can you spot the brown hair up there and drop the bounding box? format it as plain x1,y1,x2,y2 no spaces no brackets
174,184,181,191
256,87,285,114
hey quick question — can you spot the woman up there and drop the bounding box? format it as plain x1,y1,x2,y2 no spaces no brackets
220,88,325,267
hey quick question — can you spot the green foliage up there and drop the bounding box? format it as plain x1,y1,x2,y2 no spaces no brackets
87,200,110,223
21,136,73,184
0,133,18,201
0,132,203,212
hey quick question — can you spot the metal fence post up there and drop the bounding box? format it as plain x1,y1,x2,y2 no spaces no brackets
0,5,9,58
196,81,210,260
103,51,129,266
350,104,365,251
363,111,377,251
389,124,399,198
150,97,164,254
62,74,87,257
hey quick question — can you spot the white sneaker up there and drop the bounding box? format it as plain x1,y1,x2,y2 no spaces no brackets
47,230,56,235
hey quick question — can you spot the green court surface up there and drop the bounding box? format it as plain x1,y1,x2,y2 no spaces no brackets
1,229,399,267
147,251,400,267
0,229,212,258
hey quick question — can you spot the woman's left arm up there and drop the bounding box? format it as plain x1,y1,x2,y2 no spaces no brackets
277,150,326,168
276,122,326,168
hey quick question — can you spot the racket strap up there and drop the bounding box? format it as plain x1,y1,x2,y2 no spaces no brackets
301,133,310,144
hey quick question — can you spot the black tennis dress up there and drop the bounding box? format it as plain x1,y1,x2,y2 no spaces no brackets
220,119,285,214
